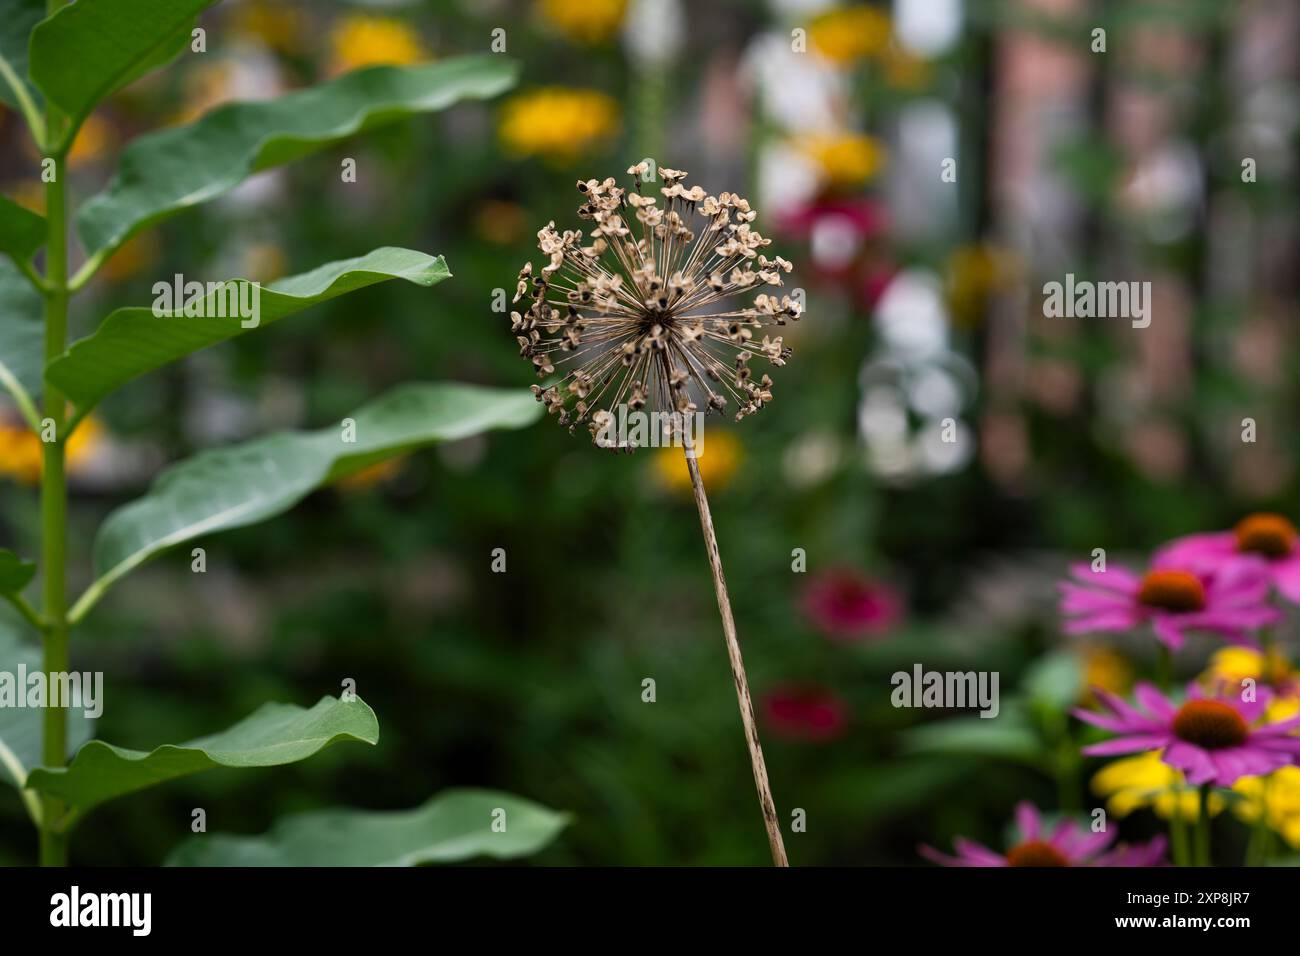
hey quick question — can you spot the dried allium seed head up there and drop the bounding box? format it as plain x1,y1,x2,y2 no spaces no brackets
507,163,802,447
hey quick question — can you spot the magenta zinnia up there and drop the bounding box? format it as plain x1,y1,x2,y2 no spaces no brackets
1075,683,1300,787
920,801,1166,867
1058,560,1279,650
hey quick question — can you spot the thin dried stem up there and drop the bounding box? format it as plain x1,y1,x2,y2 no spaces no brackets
683,442,789,867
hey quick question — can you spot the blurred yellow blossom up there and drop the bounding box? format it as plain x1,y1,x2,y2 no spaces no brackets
499,87,620,164
801,133,886,189
237,241,290,284
473,200,527,244
0,417,106,485
1092,751,1224,822
67,114,115,168
808,6,892,64
653,430,741,494
100,232,161,284
8,181,45,214
945,243,1020,327
1080,645,1133,704
1232,768,1300,849
538,0,627,44
881,44,932,91
329,15,425,75
1201,645,1296,695
232,1,309,55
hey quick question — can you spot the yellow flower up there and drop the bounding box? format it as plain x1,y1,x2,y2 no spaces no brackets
538,0,627,45
1080,645,1133,704
0,417,106,485
498,87,620,164
945,243,1020,327
653,430,741,494
473,200,528,245
801,133,886,189
1232,768,1300,849
1092,751,1224,822
808,6,892,64
8,181,46,214
232,1,309,55
67,114,114,168
100,232,161,284
881,44,931,91
1201,645,1294,692
328,15,425,75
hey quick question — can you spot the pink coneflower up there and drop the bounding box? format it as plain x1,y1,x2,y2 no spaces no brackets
1058,560,1279,650
761,684,849,742
1156,513,1300,605
1074,682,1300,787
920,801,1166,867
801,568,902,642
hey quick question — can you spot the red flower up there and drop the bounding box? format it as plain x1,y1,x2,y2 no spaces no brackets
762,684,849,742
801,568,903,641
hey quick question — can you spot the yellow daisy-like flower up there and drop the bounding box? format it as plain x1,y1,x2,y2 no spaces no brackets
807,6,892,64
1080,645,1133,704
653,430,742,495
801,133,886,189
1201,645,1295,694
538,0,627,45
1232,768,1300,849
328,15,425,75
498,87,620,164
1092,751,1224,822
0,417,106,485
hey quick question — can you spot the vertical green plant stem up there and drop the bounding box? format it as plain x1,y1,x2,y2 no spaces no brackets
1195,784,1212,867
1169,801,1190,867
39,1,70,864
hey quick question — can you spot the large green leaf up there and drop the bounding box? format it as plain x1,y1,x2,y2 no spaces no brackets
77,55,519,265
0,626,94,792
47,247,451,416
0,0,45,113
0,257,44,411
28,0,217,132
0,549,35,595
25,695,377,813
73,384,542,619
0,194,45,263
166,789,571,866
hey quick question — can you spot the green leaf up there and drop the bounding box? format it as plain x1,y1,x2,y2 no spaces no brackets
77,55,519,265
73,384,542,619
1022,650,1083,713
25,695,377,813
28,0,217,132
0,0,45,113
166,789,571,866
900,703,1045,763
0,549,35,595
0,625,94,791
0,194,45,263
47,247,451,416
0,256,44,410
